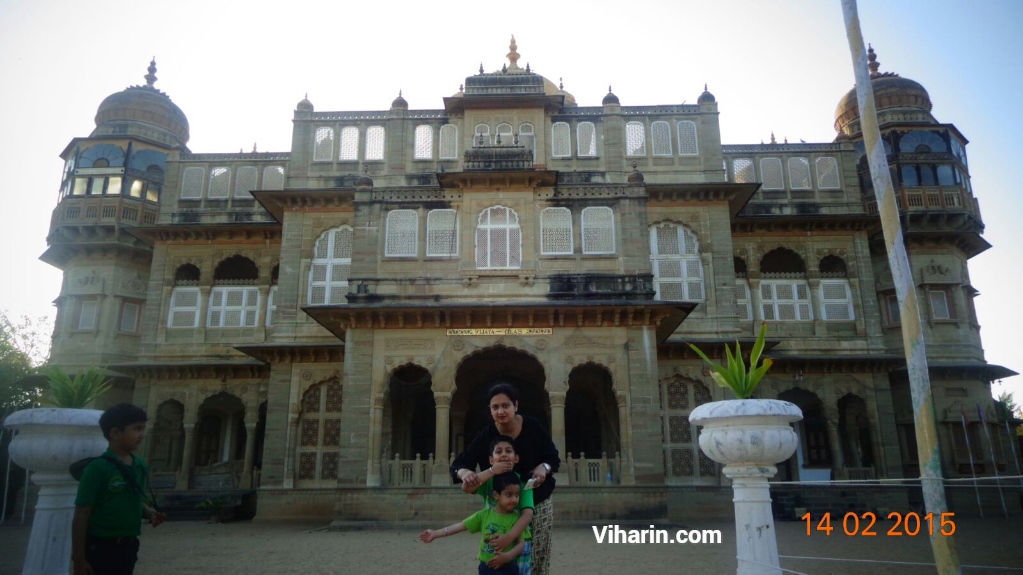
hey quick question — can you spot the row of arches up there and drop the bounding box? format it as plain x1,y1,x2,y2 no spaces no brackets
735,249,849,278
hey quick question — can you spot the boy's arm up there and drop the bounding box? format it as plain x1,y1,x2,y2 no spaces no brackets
72,506,93,575
143,504,166,527
486,537,525,569
418,521,467,543
488,508,532,551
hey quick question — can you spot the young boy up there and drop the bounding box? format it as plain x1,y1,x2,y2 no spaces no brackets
420,472,527,575
72,403,166,575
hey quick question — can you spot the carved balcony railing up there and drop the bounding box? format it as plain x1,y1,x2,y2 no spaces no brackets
564,452,621,486
52,196,159,233
864,186,980,220
547,274,655,301
381,453,454,487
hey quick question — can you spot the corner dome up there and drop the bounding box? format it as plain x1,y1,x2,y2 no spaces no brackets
834,46,934,135
93,59,190,149
697,84,716,104
297,94,314,111
391,91,408,110
602,86,620,106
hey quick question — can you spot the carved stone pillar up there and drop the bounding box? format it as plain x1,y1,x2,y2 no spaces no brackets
616,392,635,485
241,423,258,488
432,392,452,486
282,413,299,489
825,410,845,476
176,422,197,490
366,395,384,486
549,392,567,466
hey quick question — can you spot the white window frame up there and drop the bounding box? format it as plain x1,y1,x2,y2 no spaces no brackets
551,122,571,157
819,280,855,321
234,166,258,198
208,167,231,199
384,209,419,257
577,122,597,157
649,223,704,301
119,300,141,333
308,226,353,305
78,299,99,330
262,166,285,190
760,280,813,321
625,122,646,156
167,287,201,328
788,157,812,190
651,121,672,156
207,286,259,328
439,124,458,159
365,126,385,161
928,289,953,320
540,207,573,255
313,127,334,162
760,158,785,190
474,206,521,270
815,157,841,189
414,125,434,159
339,126,359,161
180,166,205,199
732,158,754,183
426,209,458,257
677,121,698,156
736,280,753,321
265,285,278,327
581,206,615,255
519,123,535,162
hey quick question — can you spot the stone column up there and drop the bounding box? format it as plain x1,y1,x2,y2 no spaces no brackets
366,395,384,486
432,392,452,486
240,422,258,488
176,421,197,490
282,413,299,489
549,392,567,464
616,392,635,485
825,410,845,476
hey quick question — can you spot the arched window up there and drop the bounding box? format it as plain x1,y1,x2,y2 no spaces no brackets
168,264,201,328
540,207,573,255
208,167,231,199
760,158,784,190
581,206,615,254
815,157,840,189
625,122,646,156
426,209,458,256
649,223,703,301
552,122,571,157
365,126,385,161
234,166,258,198
788,158,811,190
819,256,854,320
495,123,513,146
651,121,672,156
339,126,359,161
898,131,947,153
677,121,698,156
308,226,353,305
475,206,521,269
439,125,458,159
313,127,334,162
732,158,754,183
473,124,490,147
519,123,535,161
577,122,596,157
262,166,285,190
414,125,433,159
266,264,279,327
180,167,204,199
296,379,343,486
385,209,418,257
79,144,125,168
209,256,259,327
759,248,811,321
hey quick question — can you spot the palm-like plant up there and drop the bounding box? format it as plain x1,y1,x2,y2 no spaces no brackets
39,365,112,408
689,322,773,399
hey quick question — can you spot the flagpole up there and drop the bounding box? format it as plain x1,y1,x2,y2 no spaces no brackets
840,1,961,573
961,409,982,517
978,404,1009,518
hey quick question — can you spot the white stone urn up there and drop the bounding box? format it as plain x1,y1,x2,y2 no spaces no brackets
3,408,107,575
689,399,803,575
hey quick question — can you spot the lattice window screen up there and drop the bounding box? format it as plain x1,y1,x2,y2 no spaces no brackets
816,157,840,189
760,158,784,190
551,122,571,157
207,168,230,199
733,158,754,183
262,166,285,190
167,287,200,328
540,207,573,255
650,224,704,301
313,127,334,162
760,280,812,321
475,206,521,269
207,287,259,327
788,157,812,190
736,280,752,321
678,121,698,155
820,280,854,320
625,122,646,156
661,380,716,482
308,227,353,305
338,127,359,160
439,125,458,159
651,121,672,156
296,380,344,485
426,209,458,256
180,167,204,199
414,125,433,159
385,210,418,257
365,126,385,161
581,207,614,254
234,166,258,198
577,122,597,156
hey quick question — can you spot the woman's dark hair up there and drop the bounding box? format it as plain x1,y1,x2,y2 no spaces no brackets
489,435,516,454
492,472,520,494
487,383,519,404
99,403,148,439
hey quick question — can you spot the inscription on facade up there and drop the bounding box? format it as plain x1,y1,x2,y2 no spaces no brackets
446,328,553,336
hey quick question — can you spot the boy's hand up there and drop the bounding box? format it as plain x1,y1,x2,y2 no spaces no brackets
149,511,167,527
488,532,515,551
486,552,512,569
491,461,514,474
418,529,437,543
73,557,94,575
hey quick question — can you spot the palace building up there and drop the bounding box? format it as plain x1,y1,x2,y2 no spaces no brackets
42,39,1018,520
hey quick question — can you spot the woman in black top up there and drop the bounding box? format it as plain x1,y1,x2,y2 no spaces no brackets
451,383,560,575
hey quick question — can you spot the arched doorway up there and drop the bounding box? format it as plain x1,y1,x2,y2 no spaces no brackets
194,392,246,480
150,400,184,474
778,387,831,481
565,363,619,459
383,364,436,459
451,345,547,455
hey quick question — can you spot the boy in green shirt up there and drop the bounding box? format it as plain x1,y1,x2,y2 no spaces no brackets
72,403,165,575
420,472,527,575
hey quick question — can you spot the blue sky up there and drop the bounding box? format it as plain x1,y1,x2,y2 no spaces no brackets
0,0,1020,400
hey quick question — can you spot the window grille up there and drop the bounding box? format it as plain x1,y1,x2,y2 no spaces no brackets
816,157,840,189
474,206,521,269
788,158,811,190
262,166,285,190
650,224,703,301
736,281,752,321
552,122,571,157
625,122,646,156
78,300,98,330
313,127,334,162
180,167,204,199
207,287,259,327
385,210,418,257
733,158,754,183
760,158,784,190
473,124,490,147
265,285,278,327
760,280,812,321
208,167,230,198
308,227,353,305
119,302,140,332
677,121,698,156
296,380,344,485
234,166,258,198
540,207,573,255
651,121,672,156
339,126,359,161
365,126,385,160
577,122,597,156
426,209,458,256
167,287,201,328
414,125,433,159
581,207,615,254
439,125,458,159
820,280,854,320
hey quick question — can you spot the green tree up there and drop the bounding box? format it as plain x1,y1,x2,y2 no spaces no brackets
995,390,1022,437
0,310,49,411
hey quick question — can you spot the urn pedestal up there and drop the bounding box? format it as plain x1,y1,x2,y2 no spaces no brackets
3,408,106,575
689,399,803,575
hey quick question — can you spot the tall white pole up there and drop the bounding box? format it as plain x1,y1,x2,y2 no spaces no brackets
840,1,961,573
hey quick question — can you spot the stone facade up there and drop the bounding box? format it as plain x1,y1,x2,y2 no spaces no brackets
41,44,1019,520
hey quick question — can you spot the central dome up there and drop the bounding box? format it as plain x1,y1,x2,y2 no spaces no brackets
92,60,190,149
834,47,933,136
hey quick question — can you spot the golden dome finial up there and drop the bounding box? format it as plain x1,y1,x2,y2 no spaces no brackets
144,58,157,89
507,34,522,71
867,44,880,78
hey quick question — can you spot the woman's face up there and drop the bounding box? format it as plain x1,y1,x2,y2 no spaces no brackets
489,393,517,425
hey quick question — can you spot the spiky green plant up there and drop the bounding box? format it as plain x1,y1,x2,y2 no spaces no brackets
39,365,112,408
688,323,773,399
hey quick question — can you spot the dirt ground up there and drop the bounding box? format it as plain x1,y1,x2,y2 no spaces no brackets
2,515,1021,575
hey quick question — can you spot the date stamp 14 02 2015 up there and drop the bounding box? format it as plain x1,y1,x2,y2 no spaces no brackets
801,511,956,537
